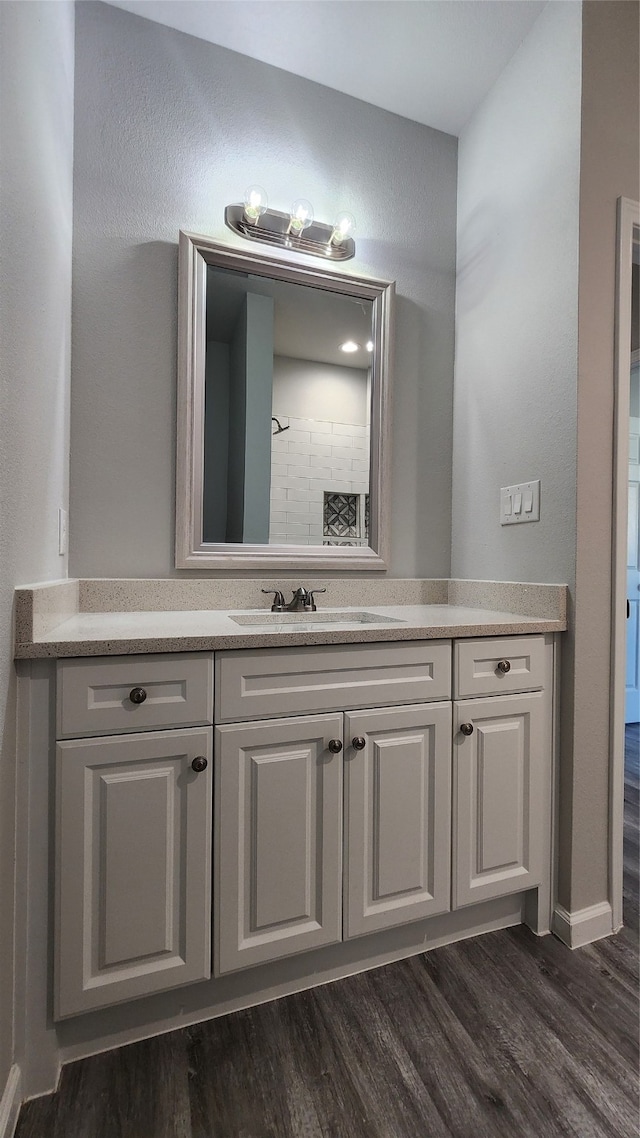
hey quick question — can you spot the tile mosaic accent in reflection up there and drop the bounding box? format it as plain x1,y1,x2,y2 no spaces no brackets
323,491,369,545
324,492,359,537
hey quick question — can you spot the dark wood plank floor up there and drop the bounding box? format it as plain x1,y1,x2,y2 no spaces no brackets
16,728,640,1138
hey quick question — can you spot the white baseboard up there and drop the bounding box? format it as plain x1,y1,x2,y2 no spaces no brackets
0,1066,21,1138
552,901,613,948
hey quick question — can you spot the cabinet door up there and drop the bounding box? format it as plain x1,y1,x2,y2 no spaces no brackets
215,714,343,975
453,693,545,908
344,702,452,938
56,727,213,1019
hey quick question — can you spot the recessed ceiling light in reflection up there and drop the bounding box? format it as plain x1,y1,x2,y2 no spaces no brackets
339,340,359,353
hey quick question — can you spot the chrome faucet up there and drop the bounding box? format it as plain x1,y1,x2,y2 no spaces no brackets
262,586,326,612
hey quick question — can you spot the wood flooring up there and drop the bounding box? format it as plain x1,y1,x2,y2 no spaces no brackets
15,728,640,1138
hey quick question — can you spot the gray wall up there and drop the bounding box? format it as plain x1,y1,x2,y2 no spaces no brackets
452,0,581,587
203,342,230,542
226,303,249,545
242,293,274,544
452,0,640,914
69,1,458,578
0,0,74,1101
273,358,369,425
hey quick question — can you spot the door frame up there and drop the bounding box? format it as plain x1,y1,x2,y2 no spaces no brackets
610,196,639,931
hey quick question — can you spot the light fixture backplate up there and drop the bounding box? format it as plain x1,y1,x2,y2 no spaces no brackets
225,203,356,261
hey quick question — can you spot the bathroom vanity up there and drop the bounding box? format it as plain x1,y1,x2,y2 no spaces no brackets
14,579,564,1056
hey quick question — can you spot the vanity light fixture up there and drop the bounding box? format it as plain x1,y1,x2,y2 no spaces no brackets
225,191,356,261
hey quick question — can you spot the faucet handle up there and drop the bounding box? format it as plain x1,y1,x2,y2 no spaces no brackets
261,589,285,612
306,588,326,611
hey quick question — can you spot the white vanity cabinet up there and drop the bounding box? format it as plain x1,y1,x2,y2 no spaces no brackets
55,653,214,1019
213,634,554,976
215,641,452,975
53,632,555,1015
452,635,552,909
214,699,453,975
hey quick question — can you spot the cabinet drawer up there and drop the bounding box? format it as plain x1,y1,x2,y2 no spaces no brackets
57,653,214,738
215,640,451,723
454,635,546,698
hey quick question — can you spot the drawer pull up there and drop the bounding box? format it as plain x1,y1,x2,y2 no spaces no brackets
352,736,366,750
496,660,511,674
460,722,474,736
328,739,343,754
191,756,208,773
129,687,148,705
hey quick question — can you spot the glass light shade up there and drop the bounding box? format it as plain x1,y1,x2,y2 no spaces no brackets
243,185,268,224
331,211,356,246
288,198,314,235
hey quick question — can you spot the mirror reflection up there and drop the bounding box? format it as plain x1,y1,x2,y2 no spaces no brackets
203,268,373,548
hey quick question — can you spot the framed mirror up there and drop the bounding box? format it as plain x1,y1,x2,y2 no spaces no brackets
175,232,394,570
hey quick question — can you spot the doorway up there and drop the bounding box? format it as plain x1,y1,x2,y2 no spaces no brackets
612,198,640,931
626,347,639,724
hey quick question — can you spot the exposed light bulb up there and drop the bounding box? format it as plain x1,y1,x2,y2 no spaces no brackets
340,340,359,353
288,198,314,236
243,185,268,225
331,211,356,246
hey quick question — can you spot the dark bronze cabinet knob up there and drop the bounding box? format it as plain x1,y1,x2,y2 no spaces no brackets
352,736,366,750
497,659,511,674
191,756,208,773
129,687,147,705
460,722,474,736
328,739,343,753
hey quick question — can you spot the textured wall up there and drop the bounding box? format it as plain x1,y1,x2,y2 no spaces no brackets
452,0,640,915
451,0,584,912
0,0,74,1098
451,1,582,586
70,1,458,578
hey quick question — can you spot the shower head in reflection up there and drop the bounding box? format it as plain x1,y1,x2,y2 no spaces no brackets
272,417,290,435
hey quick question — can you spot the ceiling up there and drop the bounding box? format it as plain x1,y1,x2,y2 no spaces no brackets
104,0,546,136
207,268,373,367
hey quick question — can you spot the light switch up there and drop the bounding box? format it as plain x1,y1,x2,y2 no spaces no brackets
500,480,540,525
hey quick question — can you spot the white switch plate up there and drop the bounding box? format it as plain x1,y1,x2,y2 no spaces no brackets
500,480,540,525
58,508,68,555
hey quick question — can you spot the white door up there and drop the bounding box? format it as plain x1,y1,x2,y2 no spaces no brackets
626,413,640,723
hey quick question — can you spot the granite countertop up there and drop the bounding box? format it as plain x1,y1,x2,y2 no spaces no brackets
14,601,566,658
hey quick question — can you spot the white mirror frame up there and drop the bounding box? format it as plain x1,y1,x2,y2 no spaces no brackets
175,231,394,570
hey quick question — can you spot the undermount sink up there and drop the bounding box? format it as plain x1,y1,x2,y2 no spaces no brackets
230,611,405,627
